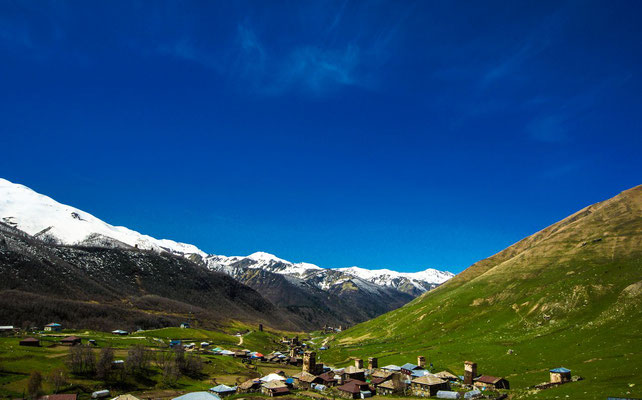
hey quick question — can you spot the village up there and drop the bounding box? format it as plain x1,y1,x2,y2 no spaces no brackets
0,323,582,400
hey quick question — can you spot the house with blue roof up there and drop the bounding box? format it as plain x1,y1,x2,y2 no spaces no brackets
209,384,237,396
549,367,571,384
44,322,62,332
172,392,220,400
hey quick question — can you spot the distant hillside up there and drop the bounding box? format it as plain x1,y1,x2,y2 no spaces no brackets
0,222,298,331
323,185,642,399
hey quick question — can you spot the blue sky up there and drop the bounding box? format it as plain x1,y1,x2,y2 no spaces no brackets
1,1,640,273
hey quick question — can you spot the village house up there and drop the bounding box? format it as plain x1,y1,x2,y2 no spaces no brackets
435,371,459,382
292,371,321,389
410,375,450,397
473,375,510,390
44,323,62,332
209,384,236,397
317,371,338,387
261,380,290,397
549,367,571,384
340,365,366,382
180,322,191,329
60,336,81,346
337,379,372,399
238,379,261,393
172,392,221,400
400,362,424,376
376,379,403,396
19,337,40,347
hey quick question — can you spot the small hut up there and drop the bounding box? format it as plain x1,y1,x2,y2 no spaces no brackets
549,367,571,384
19,337,40,347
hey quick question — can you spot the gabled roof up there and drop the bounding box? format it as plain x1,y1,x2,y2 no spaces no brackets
435,371,458,380
381,364,401,371
111,395,140,400
260,373,286,383
238,379,261,390
550,367,571,373
412,375,447,385
371,369,394,379
377,380,398,390
61,336,81,341
474,375,504,384
293,371,317,383
172,392,221,400
318,371,338,382
400,363,421,370
210,384,236,393
45,323,61,327
20,337,39,342
337,381,368,394
263,380,288,389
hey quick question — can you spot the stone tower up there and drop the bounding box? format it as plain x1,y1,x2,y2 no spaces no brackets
464,361,477,385
354,358,364,369
368,357,378,370
417,356,426,369
303,351,317,374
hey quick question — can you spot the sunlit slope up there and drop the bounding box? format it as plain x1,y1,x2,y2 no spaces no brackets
324,185,642,399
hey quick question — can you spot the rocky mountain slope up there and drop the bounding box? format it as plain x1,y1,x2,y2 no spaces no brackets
0,221,297,331
323,185,642,399
0,177,452,328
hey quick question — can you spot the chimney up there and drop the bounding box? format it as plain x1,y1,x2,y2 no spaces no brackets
368,357,378,370
355,358,364,369
417,356,426,369
464,361,477,385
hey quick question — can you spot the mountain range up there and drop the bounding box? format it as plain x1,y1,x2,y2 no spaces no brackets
0,178,452,330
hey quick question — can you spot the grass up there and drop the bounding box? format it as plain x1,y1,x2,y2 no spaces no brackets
0,325,292,399
320,187,642,399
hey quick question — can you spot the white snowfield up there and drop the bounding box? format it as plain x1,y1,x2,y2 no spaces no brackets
0,177,454,289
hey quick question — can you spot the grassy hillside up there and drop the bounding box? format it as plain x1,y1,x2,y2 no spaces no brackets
323,185,642,399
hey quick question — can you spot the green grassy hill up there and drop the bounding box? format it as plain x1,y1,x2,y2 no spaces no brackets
323,185,642,399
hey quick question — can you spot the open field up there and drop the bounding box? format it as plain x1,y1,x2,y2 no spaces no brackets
0,326,291,399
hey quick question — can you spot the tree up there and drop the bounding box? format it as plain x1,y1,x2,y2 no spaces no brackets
27,371,42,399
47,368,68,393
126,344,150,376
161,361,180,386
67,344,96,376
96,347,115,381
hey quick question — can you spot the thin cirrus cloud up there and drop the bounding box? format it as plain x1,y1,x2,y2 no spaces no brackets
159,19,391,96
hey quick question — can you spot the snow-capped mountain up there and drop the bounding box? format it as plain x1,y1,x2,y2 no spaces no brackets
205,252,453,295
0,178,206,257
0,177,454,298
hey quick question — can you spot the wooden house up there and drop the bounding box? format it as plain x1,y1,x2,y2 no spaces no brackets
473,375,509,390
61,336,81,346
262,380,290,397
238,379,261,393
44,323,62,332
337,379,371,399
292,371,321,389
317,371,338,387
19,337,40,347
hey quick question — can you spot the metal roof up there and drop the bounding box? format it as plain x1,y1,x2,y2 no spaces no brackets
172,392,221,400
550,367,571,373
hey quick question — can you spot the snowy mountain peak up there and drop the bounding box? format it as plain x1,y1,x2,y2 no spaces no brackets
0,178,206,258
0,177,454,296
